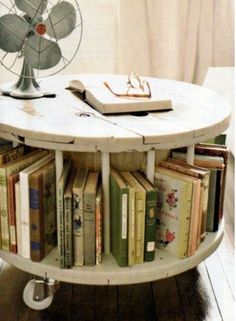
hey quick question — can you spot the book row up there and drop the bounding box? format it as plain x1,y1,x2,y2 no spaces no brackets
0,139,229,269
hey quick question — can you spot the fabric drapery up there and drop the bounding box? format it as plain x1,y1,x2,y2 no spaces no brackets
116,0,234,84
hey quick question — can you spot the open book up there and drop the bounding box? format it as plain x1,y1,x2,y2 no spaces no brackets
68,74,173,114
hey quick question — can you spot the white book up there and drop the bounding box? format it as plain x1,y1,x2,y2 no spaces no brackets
19,154,54,258
15,181,21,256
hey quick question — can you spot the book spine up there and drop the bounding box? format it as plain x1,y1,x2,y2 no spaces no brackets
135,193,145,264
128,188,135,266
120,192,128,266
73,189,84,266
95,187,103,265
43,163,56,257
200,174,210,241
0,169,9,251
206,169,217,232
8,175,19,253
64,194,73,268
29,174,44,262
58,185,65,268
213,170,222,232
178,184,193,258
144,190,157,262
84,191,96,266
20,173,31,259
15,182,21,255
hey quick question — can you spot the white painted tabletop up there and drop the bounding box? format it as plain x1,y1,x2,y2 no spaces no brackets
0,75,231,152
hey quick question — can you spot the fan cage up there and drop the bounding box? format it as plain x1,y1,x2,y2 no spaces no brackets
0,0,83,79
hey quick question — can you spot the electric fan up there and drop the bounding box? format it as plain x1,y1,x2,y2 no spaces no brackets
0,0,83,98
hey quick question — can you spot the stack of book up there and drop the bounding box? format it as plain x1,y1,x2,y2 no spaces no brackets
110,168,157,267
0,144,57,262
154,142,229,259
0,140,229,269
57,160,103,268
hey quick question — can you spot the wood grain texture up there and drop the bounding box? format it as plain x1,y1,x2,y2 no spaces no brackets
0,75,231,152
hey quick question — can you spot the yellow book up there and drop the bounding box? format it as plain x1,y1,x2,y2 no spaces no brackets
155,166,201,258
120,171,146,264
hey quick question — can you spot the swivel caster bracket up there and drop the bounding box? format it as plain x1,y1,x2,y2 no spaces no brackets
23,277,60,310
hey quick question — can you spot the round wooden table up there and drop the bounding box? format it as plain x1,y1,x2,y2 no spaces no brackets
0,75,231,287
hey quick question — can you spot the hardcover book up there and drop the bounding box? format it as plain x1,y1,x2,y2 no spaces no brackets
68,74,172,114
57,159,72,268
110,168,128,267
119,172,136,266
120,171,146,264
64,169,77,268
19,154,54,258
72,168,89,266
14,181,21,255
172,150,225,232
160,159,210,242
95,183,103,265
155,167,197,258
0,150,47,251
132,171,158,262
83,172,99,266
7,173,19,253
29,160,57,262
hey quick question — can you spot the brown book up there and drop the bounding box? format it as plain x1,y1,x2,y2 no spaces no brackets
160,159,210,242
29,168,44,262
7,173,19,253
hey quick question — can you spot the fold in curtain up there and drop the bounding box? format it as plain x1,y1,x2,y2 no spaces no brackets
116,0,234,84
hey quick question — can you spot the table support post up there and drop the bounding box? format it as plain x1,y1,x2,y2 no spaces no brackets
101,152,110,254
55,150,63,185
187,145,195,165
146,150,155,184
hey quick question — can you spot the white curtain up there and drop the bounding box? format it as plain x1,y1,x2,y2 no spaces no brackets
116,0,234,84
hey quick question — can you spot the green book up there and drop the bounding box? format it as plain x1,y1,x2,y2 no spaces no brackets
110,168,128,267
132,172,157,262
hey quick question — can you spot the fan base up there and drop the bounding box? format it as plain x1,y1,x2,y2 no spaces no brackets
0,83,56,99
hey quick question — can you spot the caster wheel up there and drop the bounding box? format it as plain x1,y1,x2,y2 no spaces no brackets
23,279,53,310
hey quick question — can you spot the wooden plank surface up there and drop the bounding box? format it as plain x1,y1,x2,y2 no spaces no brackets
153,277,184,321
118,283,156,321
0,75,231,151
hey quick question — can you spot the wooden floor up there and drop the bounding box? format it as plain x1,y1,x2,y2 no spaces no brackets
0,156,234,321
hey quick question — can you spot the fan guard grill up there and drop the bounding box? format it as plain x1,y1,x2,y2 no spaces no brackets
0,0,83,79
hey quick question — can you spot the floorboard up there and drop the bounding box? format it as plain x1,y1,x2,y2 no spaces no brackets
204,250,235,321
117,283,156,321
152,277,184,321
0,262,29,321
196,264,222,321
94,286,118,321
176,268,210,321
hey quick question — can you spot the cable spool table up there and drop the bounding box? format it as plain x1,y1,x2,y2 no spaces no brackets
0,75,231,309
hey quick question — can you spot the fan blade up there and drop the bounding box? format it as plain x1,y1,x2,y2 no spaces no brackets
45,1,76,40
15,0,47,20
24,35,61,70
0,14,28,52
